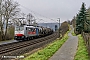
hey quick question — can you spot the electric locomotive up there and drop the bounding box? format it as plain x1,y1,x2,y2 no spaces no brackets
14,25,39,41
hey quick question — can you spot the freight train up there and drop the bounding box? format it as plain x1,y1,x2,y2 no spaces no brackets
14,25,53,41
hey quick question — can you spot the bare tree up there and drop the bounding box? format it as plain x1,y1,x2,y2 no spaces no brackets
0,0,5,40
0,0,20,40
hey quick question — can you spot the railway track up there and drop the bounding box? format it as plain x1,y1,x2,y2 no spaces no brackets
0,32,58,60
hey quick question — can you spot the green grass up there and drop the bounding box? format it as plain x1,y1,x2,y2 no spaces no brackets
74,34,89,60
23,31,69,60
72,31,76,36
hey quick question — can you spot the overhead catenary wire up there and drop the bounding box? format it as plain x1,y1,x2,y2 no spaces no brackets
20,5,47,23
19,4,58,23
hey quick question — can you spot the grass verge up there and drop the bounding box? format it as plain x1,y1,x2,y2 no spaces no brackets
72,31,76,36
74,34,89,60
23,31,69,60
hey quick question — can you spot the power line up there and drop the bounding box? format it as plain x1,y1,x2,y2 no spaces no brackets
19,4,58,23
20,5,47,23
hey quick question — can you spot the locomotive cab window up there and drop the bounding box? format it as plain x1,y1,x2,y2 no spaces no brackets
15,26,24,31
27,28,35,32
28,28,31,31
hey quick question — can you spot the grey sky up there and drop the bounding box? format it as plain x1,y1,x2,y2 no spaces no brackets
14,0,90,23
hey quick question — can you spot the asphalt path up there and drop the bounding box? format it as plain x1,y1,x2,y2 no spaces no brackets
49,25,78,60
0,40,18,45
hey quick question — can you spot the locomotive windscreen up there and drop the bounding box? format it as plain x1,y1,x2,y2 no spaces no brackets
15,26,24,31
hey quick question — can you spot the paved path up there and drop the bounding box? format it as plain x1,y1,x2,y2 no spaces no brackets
49,25,78,60
0,40,18,45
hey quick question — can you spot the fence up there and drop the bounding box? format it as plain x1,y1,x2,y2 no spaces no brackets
82,32,90,55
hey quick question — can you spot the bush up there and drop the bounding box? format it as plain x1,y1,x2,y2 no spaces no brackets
6,26,15,40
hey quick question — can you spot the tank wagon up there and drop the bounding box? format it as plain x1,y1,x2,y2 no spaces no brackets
14,25,53,41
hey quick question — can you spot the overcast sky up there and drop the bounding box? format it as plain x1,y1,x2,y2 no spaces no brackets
14,0,90,23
